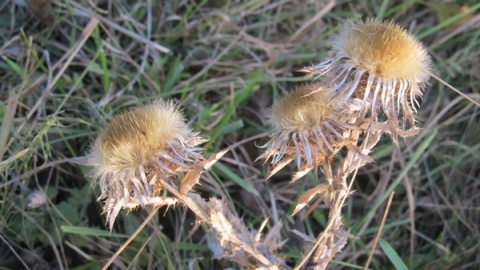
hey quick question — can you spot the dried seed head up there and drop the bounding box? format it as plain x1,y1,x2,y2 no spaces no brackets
258,83,358,181
304,19,432,129
88,100,205,229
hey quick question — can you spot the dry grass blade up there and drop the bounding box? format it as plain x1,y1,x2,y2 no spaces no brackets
27,18,99,120
62,1,170,54
364,191,395,270
102,206,161,270
289,0,335,42
429,72,480,108
0,98,17,161
0,235,30,270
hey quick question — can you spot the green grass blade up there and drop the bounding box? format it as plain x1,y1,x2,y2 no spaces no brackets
212,161,259,196
379,238,409,270
376,0,391,20
2,56,26,78
418,3,480,39
61,225,129,238
206,68,264,149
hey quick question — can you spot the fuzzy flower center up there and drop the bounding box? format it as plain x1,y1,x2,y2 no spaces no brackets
337,19,430,82
97,101,190,168
272,83,334,131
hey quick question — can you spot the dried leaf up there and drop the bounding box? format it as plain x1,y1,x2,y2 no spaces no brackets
179,169,202,195
180,148,228,194
266,156,294,179
333,229,349,253
341,145,375,175
262,220,284,252
290,164,313,183
204,148,229,170
292,184,332,216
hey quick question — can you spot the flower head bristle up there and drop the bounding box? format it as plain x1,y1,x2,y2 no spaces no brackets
304,18,432,129
88,99,205,229
258,83,358,180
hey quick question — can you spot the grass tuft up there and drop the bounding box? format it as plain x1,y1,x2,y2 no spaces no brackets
1,0,479,269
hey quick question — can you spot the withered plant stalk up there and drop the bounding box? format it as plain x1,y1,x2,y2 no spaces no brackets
261,18,432,269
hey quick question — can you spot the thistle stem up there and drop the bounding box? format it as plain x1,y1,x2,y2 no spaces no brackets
320,160,333,185
158,175,279,268
309,131,382,269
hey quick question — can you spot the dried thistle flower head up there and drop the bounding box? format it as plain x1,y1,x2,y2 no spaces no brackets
88,99,205,229
257,83,358,181
303,18,432,128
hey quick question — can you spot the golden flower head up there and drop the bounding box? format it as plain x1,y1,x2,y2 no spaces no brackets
304,18,432,127
258,83,358,181
88,99,205,229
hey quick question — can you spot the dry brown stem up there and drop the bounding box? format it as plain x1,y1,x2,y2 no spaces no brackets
310,130,381,269
159,177,283,269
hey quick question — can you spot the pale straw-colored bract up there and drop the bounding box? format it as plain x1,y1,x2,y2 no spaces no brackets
88,99,205,229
